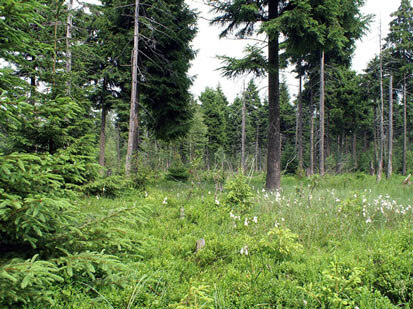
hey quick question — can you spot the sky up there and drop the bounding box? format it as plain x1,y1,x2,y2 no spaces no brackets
186,0,402,102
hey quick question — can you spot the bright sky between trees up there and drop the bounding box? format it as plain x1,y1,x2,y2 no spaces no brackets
187,0,401,102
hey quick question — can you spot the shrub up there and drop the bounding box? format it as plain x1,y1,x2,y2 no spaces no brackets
223,173,254,215
83,175,132,198
0,152,147,306
166,164,189,182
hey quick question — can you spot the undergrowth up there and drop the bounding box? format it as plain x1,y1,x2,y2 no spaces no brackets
4,173,412,308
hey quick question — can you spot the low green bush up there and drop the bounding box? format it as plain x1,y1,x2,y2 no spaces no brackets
166,164,190,182
83,175,132,198
223,173,254,215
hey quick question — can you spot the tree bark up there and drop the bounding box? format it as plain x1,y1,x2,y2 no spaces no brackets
115,122,121,173
241,88,246,171
327,108,331,157
98,84,107,168
66,0,73,95
373,105,378,171
319,50,325,176
298,74,303,171
125,0,140,176
309,87,314,176
265,1,281,190
387,75,393,179
377,23,384,182
352,130,357,169
255,123,259,171
403,75,407,176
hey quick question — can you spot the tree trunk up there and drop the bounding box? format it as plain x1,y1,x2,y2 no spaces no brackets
115,122,121,173
377,23,384,182
373,105,378,171
98,94,107,168
309,87,314,176
241,89,246,171
298,74,303,171
66,0,73,95
403,75,407,176
326,107,330,158
387,75,393,179
265,1,281,190
319,50,325,176
255,124,259,171
125,0,140,176
352,130,357,169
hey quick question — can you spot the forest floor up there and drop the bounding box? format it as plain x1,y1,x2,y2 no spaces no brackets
46,173,412,308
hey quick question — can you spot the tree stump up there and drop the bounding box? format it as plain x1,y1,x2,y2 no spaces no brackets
195,238,205,253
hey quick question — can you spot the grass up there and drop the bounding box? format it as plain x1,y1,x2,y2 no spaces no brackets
46,173,412,308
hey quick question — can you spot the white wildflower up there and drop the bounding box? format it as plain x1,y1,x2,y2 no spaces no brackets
215,198,220,205
253,216,258,223
240,245,249,256
162,197,168,205
244,218,249,226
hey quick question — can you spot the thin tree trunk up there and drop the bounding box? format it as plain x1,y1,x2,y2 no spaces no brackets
52,1,59,85
377,22,384,182
265,1,281,190
352,131,357,169
255,124,259,171
319,50,325,176
373,105,378,171
309,87,314,176
326,108,331,157
125,0,140,176
66,0,73,95
387,75,393,179
403,75,407,175
241,87,246,171
298,74,303,171
98,81,107,168
115,122,121,173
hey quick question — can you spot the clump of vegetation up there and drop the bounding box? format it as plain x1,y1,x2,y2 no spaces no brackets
166,164,190,182
0,152,147,306
223,173,254,214
83,175,132,198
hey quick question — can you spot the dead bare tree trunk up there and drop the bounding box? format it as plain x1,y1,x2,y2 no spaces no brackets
98,85,107,168
319,50,325,176
241,87,246,172
352,131,357,169
298,74,303,171
387,75,393,179
115,122,121,173
255,124,259,171
125,0,140,176
402,75,407,176
377,23,384,182
66,0,73,95
309,87,314,176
